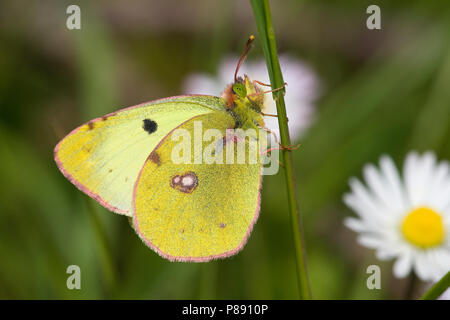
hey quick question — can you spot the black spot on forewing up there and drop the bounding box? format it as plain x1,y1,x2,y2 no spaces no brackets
143,119,157,134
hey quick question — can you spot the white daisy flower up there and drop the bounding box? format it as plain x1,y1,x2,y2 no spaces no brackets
344,151,450,282
182,55,319,141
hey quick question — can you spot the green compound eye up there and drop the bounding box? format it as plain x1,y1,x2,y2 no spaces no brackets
232,83,247,98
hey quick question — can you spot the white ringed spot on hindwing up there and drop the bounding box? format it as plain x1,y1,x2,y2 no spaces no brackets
170,172,198,193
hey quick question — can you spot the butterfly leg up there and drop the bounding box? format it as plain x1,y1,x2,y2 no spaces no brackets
246,82,288,99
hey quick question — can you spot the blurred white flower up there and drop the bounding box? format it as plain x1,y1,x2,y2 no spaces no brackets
343,151,450,282
182,55,319,141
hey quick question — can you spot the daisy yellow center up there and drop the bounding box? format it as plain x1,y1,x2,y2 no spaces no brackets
401,207,445,248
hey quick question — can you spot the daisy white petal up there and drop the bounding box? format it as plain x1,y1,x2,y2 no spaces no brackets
347,178,393,226
357,235,387,250
363,163,398,214
376,249,398,260
435,250,450,271
438,289,450,300
427,161,450,211
393,252,413,278
379,155,407,214
343,217,370,233
435,181,450,213
403,151,420,206
405,152,437,207
344,151,450,282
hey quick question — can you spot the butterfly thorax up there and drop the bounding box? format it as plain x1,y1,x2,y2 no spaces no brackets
221,75,265,131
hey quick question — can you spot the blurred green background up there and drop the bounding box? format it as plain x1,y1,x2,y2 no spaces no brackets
0,0,449,299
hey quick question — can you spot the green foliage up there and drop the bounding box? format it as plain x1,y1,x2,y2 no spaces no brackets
0,0,449,299
421,271,450,300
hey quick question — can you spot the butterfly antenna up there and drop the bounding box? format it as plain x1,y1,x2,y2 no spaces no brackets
234,35,255,82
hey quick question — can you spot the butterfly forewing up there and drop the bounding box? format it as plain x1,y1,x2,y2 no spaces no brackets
54,96,224,216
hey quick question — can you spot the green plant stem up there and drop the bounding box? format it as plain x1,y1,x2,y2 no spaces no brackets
405,272,417,300
84,197,118,296
250,0,312,300
420,271,450,300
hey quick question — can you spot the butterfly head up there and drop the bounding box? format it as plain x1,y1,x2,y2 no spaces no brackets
221,76,265,130
222,75,264,109
220,35,268,130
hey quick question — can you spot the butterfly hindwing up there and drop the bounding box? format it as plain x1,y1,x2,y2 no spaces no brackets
133,111,263,261
54,95,226,216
